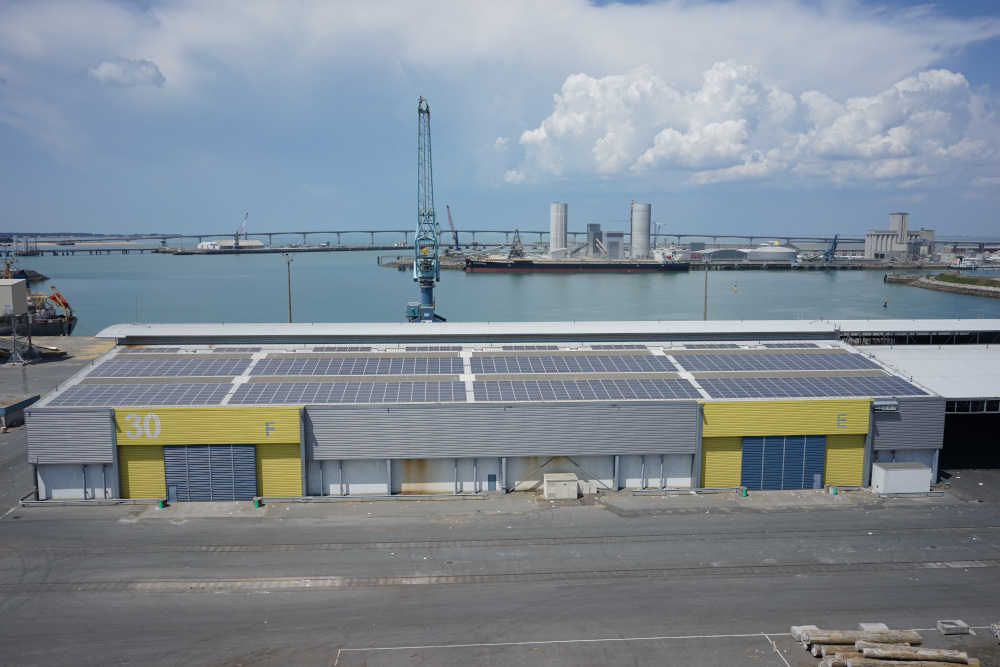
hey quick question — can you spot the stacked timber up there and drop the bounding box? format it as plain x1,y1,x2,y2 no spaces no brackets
793,625,980,667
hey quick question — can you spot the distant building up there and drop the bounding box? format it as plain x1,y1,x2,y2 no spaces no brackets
865,213,934,260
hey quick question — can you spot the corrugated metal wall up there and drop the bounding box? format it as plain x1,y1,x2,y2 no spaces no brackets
305,402,699,460
873,397,946,450
25,408,114,464
702,400,870,437
700,436,742,488
256,443,302,496
118,445,165,499
113,407,300,446
825,433,865,486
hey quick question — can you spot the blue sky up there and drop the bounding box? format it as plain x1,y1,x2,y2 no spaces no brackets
1,0,999,238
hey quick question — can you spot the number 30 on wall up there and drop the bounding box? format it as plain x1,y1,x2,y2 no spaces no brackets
124,412,162,439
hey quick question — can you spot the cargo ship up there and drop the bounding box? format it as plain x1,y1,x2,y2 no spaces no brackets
465,256,690,273
465,235,690,274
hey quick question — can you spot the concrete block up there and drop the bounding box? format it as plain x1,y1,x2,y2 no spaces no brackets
578,481,598,495
937,620,970,636
858,623,889,631
790,625,818,642
543,473,578,500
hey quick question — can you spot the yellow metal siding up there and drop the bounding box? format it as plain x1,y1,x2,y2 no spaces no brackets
701,400,869,438
118,445,165,498
114,408,300,446
256,443,302,496
701,436,742,488
824,433,866,486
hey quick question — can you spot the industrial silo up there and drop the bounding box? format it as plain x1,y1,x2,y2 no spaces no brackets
549,202,568,255
630,202,651,258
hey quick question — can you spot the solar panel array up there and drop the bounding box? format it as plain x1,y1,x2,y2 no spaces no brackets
230,381,466,405
91,358,253,377
760,342,820,349
674,353,878,373
251,357,465,376
697,375,926,399
671,343,743,349
590,344,647,350
473,378,702,402
46,383,232,407
472,355,672,375
41,340,929,408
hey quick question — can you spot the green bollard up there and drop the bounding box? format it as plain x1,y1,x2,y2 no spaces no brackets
741,488,747,497
831,486,837,495
253,498,261,508
157,499,164,509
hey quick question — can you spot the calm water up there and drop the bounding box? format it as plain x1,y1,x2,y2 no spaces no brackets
21,248,1000,336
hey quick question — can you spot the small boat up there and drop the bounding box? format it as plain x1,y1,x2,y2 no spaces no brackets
0,258,77,336
950,257,979,270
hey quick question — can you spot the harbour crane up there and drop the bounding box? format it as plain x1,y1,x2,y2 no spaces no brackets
234,212,248,248
822,234,839,263
406,97,445,322
445,205,460,251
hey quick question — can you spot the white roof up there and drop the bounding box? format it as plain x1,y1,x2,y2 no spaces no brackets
864,345,1000,398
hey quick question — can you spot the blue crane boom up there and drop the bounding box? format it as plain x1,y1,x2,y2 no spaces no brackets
406,96,445,322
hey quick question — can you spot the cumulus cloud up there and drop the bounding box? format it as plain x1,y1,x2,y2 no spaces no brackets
88,58,165,87
510,61,999,190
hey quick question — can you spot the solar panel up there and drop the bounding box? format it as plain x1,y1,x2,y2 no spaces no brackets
250,357,464,376
120,348,181,354
501,345,560,351
405,345,463,351
92,358,252,377
673,353,879,373
312,346,372,352
46,383,232,407
671,343,743,349
471,355,675,375
590,344,647,350
472,378,701,402
210,347,262,353
229,381,467,405
697,375,927,399
760,342,820,349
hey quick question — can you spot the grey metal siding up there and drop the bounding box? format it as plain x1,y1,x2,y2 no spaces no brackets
873,397,946,450
25,408,115,464
305,402,699,460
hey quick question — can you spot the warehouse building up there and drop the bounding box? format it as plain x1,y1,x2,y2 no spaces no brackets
23,320,1000,501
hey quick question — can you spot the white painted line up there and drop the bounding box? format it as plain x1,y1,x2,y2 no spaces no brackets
762,633,791,667
334,631,788,665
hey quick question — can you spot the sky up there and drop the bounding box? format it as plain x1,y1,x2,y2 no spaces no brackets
1,0,1000,238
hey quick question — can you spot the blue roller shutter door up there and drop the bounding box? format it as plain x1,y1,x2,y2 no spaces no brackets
741,435,825,490
164,444,257,501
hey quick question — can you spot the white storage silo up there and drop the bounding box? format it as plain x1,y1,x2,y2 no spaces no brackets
630,202,651,259
550,203,568,255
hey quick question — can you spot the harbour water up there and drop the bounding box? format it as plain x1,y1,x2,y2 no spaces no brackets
19,247,1000,336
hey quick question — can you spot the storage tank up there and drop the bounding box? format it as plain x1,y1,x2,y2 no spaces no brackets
630,202,651,258
549,203,567,255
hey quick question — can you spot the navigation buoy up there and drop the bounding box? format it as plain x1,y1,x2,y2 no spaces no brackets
883,299,888,309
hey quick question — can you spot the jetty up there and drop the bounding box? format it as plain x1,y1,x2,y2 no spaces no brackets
886,272,1000,299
